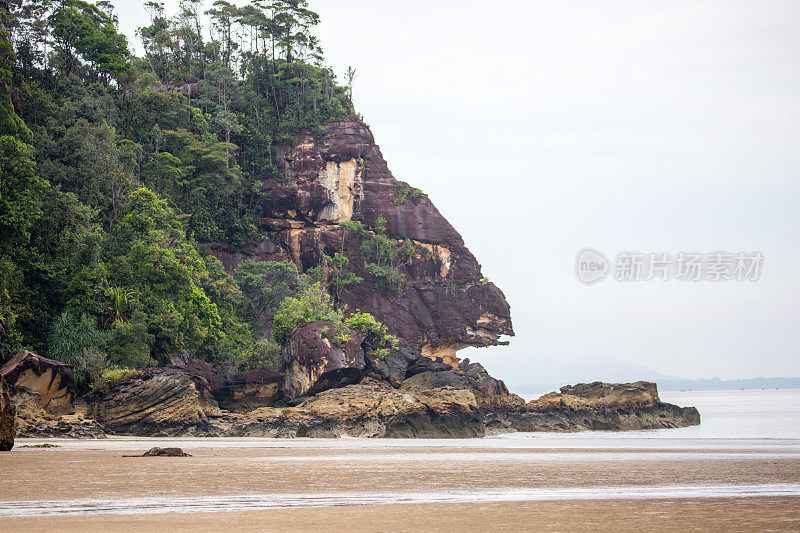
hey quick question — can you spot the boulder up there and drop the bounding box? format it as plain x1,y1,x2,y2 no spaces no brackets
282,321,366,398
89,366,220,436
139,447,191,457
400,362,526,410
167,359,216,398
365,344,420,388
458,358,526,409
213,369,284,411
0,350,75,414
405,356,452,377
0,375,15,451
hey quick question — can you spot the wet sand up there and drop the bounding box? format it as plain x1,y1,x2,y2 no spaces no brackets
3,499,800,532
1,437,799,531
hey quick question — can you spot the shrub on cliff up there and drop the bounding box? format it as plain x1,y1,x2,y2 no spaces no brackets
341,216,414,296
392,187,423,205
344,310,398,358
272,283,343,345
92,368,141,393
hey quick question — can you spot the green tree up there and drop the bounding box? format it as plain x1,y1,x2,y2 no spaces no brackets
235,259,304,327
0,135,47,252
105,312,155,369
47,311,107,385
272,283,342,345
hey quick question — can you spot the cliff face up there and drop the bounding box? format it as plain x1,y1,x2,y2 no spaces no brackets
211,121,513,364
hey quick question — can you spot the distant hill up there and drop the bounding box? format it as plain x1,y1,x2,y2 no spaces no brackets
505,355,800,396
656,376,800,391
519,376,800,398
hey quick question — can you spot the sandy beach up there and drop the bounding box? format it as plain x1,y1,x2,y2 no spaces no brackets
1,436,798,531
3,499,800,532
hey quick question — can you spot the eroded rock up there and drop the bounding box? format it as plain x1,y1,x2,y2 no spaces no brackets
0,350,75,415
365,345,420,388
484,381,701,434
282,321,365,398
286,377,483,438
89,366,220,436
214,369,284,411
11,387,105,439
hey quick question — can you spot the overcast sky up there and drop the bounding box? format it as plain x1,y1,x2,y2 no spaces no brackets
115,1,800,388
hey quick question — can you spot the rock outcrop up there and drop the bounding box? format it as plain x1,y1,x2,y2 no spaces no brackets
484,381,700,434
12,386,105,439
282,321,365,399
0,375,15,451
0,350,75,415
237,377,484,438
213,369,284,412
209,121,513,367
88,365,220,436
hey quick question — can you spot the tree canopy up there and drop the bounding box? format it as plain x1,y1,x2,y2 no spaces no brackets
0,0,365,387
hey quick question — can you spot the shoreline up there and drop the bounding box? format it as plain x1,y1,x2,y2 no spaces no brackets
3,435,797,530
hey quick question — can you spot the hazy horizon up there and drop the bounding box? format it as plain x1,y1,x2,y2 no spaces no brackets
114,0,800,386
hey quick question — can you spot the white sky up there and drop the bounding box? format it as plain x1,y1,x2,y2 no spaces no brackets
114,1,800,387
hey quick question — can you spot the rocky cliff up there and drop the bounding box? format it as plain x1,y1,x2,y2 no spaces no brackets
209,121,513,365
2,122,701,439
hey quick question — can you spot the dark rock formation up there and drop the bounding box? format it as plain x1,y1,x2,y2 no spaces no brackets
458,359,526,409
213,369,284,411
405,356,453,377
70,375,697,438
88,366,220,436
209,121,513,367
400,359,524,410
365,345,420,388
128,447,191,457
282,321,365,398
401,370,469,390
0,350,75,415
0,375,15,451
